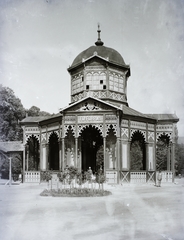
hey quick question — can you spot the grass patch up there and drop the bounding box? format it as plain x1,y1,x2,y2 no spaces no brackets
40,188,112,197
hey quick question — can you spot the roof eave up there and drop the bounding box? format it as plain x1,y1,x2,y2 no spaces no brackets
123,113,157,123
68,56,130,75
39,114,63,126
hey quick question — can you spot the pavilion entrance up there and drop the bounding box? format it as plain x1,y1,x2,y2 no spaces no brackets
80,125,103,174
48,132,59,170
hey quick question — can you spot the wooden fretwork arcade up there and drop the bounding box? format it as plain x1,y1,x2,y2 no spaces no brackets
20,27,179,184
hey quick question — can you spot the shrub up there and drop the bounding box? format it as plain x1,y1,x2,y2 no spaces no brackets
41,171,52,182
40,188,112,197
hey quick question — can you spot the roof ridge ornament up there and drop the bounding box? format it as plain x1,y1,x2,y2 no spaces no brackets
95,23,104,46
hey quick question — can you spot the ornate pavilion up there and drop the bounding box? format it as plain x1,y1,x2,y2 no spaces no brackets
20,27,179,184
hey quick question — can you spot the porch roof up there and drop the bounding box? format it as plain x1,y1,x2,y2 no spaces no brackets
146,113,179,122
0,141,24,153
20,116,49,124
122,105,157,121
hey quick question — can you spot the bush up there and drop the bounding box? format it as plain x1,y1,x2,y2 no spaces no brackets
40,171,52,182
40,188,112,197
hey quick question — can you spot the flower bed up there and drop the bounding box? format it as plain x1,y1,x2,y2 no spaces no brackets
40,166,111,197
40,188,112,197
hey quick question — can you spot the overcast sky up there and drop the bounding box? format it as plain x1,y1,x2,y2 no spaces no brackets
0,0,184,136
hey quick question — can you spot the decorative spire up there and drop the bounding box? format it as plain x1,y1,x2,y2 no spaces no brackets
95,23,104,46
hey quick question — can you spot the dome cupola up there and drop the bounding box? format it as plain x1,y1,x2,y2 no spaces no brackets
68,26,131,107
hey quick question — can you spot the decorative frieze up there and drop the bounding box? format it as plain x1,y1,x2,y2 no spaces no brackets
130,121,146,129
148,124,154,130
64,115,76,124
93,91,107,98
122,119,128,127
105,114,117,123
78,115,103,124
109,91,125,101
25,127,39,133
72,93,84,102
156,124,173,131
72,90,126,103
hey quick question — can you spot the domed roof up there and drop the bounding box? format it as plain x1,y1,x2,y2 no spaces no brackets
71,45,126,67
70,25,126,68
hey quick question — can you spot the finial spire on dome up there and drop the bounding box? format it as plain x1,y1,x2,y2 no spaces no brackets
95,23,104,46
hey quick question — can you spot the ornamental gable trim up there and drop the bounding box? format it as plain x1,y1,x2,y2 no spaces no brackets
61,96,121,113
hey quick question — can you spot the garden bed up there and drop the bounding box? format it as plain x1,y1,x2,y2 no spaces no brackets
40,188,112,197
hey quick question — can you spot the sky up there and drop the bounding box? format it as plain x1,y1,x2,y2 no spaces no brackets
0,0,184,136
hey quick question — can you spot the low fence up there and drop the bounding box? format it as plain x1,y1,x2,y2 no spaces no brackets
24,171,40,183
156,171,173,183
23,170,173,184
106,171,118,184
130,172,147,183
121,171,173,184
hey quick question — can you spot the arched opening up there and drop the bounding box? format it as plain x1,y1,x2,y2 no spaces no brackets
48,132,59,170
156,134,170,171
26,135,40,171
106,125,117,169
130,131,146,170
80,125,103,174
65,126,75,167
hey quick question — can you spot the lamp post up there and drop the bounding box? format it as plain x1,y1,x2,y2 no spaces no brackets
9,157,12,186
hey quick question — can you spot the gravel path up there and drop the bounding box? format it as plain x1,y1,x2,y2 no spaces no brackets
0,179,184,240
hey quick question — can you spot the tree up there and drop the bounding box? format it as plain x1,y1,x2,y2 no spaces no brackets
27,106,40,116
0,84,26,141
156,139,168,170
27,106,51,117
130,141,143,170
175,143,184,175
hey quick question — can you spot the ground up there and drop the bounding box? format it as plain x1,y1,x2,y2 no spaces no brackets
0,179,183,240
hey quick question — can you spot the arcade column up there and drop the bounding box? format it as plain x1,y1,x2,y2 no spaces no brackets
40,143,48,171
171,142,175,182
103,137,106,175
22,144,26,183
62,138,65,171
121,140,130,170
167,144,171,171
75,137,78,168
59,140,62,171
117,137,121,183
146,143,155,171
